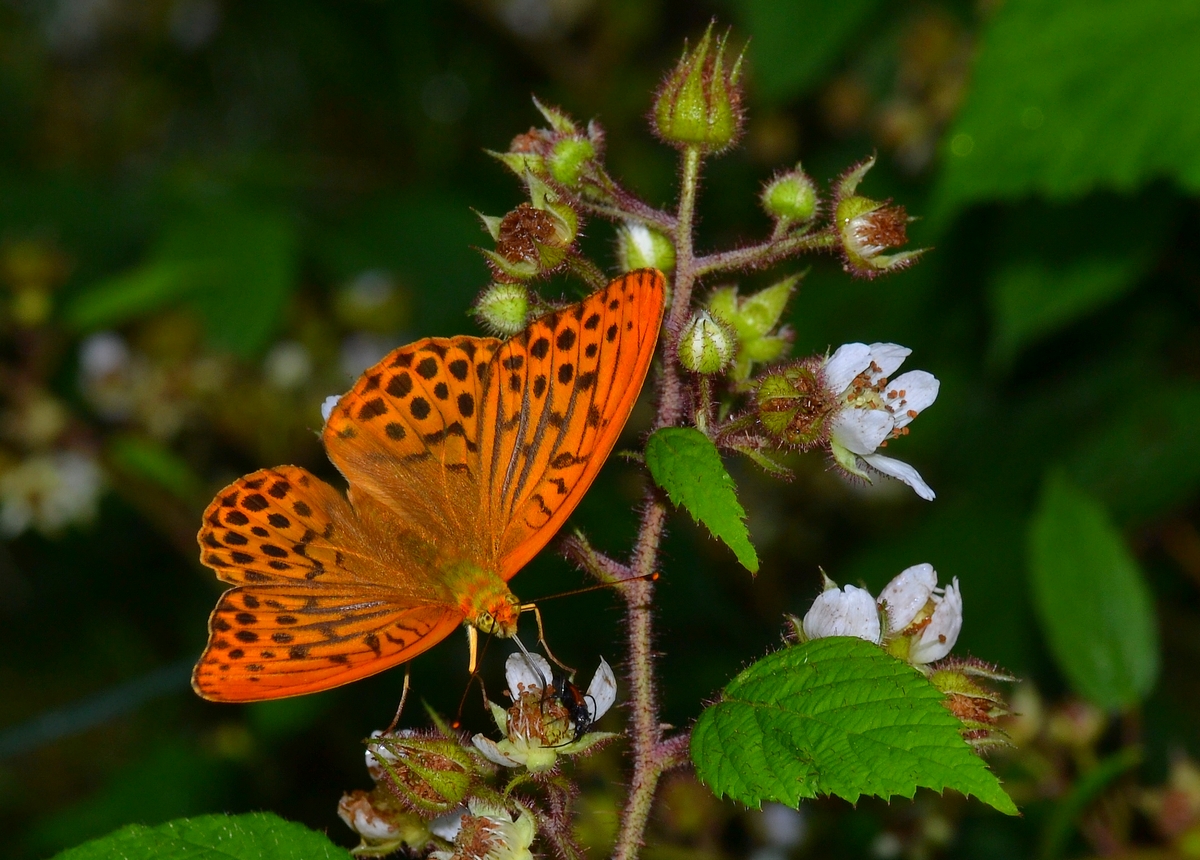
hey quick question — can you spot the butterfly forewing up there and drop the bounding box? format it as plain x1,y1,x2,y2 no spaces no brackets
483,268,666,576
323,336,502,567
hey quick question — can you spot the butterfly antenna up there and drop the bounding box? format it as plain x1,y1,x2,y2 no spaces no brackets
530,571,660,604
384,663,412,734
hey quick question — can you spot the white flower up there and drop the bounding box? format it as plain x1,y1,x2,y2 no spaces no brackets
877,563,938,633
801,580,881,643
823,342,939,500
910,577,962,664
877,564,963,664
471,651,617,772
430,799,535,860
0,451,103,537
338,789,435,856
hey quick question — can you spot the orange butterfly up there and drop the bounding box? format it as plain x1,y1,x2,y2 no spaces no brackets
192,269,665,702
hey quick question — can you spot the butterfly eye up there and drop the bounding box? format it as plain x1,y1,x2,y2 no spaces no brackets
477,611,497,634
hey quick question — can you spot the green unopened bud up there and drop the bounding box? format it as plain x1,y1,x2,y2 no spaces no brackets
367,731,488,817
678,310,734,374
834,156,925,278
616,222,676,274
549,137,596,188
652,22,745,154
762,166,818,224
754,360,837,448
473,284,530,335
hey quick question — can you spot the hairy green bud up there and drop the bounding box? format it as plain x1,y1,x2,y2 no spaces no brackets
616,222,676,274
677,310,735,374
652,22,745,154
762,166,818,224
473,283,530,336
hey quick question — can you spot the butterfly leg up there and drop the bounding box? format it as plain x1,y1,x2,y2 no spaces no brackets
385,663,412,734
519,602,577,677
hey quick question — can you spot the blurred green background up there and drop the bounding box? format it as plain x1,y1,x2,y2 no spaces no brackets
2,0,1199,857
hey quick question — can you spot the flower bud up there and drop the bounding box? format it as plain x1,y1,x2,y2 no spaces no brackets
652,23,745,154
490,99,604,192
549,137,596,188
761,166,818,225
801,573,882,644
367,730,488,817
834,156,925,278
754,360,838,448
677,310,734,374
473,284,530,336
616,222,676,274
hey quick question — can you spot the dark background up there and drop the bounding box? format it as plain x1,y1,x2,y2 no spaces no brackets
1,0,1198,857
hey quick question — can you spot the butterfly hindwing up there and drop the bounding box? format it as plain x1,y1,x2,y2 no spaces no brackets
482,268,666,575
194,466,467,701
193,586,461,702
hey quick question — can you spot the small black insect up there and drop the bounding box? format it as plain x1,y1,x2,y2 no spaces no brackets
552,674,595,742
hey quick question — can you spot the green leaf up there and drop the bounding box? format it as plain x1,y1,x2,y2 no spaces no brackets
63,260,207,331
107,435,206,504
1028,472,1159,710
166,207,298,356
691,638,1017,815
1065,382,1200,526
733,0,884,103
64,204,298,356
932,0,1200,223
645,427,759,573
53,812,350,859
987,196,1166,366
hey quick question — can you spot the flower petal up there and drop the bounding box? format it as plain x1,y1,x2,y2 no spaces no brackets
830,408,893,455
471,734,523,767
824,343,872,395
886,371,939,429
867,343,911,378
585,657,617,723
430,809,467,841
862,453,935,500
911,577,963,663
802,584,881,643
877,563,936,633
505,652,552,695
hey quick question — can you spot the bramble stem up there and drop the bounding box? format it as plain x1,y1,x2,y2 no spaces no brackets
611,145,703,860
692,229,838,277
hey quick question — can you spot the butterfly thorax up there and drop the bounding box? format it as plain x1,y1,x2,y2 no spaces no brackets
441,559,521,637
